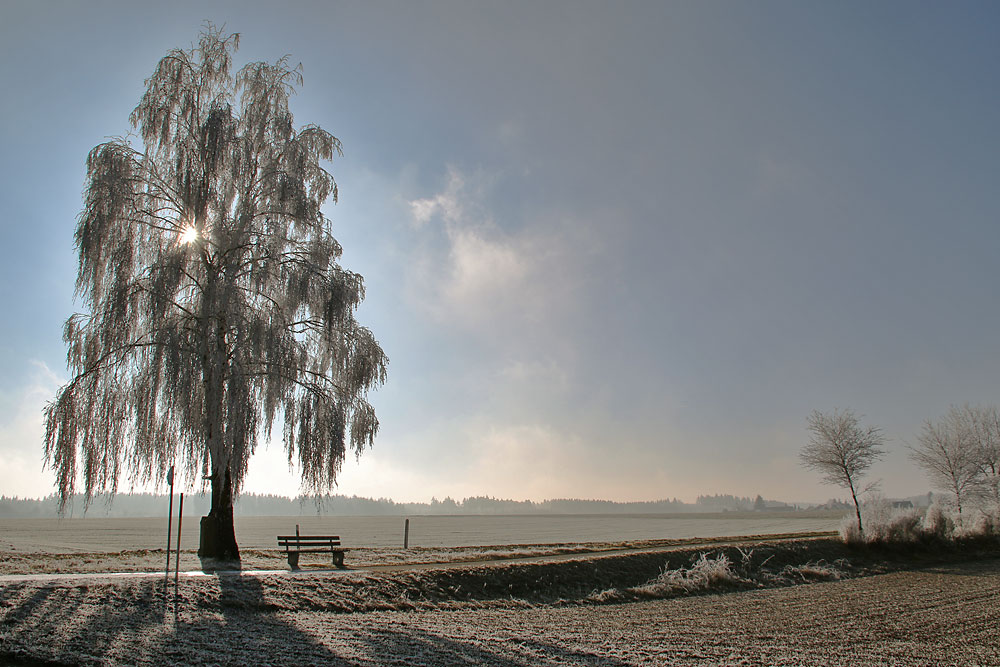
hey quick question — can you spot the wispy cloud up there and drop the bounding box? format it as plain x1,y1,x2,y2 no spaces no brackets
406,167,493,228
404,166,600,338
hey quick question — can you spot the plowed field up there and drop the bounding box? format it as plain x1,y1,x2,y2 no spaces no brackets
2,555,998,665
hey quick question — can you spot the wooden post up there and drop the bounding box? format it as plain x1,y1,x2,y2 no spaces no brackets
164,466,174,589
404,518,410,549
174,493,183,599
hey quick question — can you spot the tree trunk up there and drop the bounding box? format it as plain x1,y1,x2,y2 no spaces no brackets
198,465,240,562
196,294,239,562
849,481,863,537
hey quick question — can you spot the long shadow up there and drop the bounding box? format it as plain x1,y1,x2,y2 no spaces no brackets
158,570,359,666
0,572,357,666
3,571,644,665
0,578,165,664
0,585,59,622
0,584,66,664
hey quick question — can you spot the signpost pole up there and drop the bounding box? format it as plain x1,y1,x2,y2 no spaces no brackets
174,493,184,601
164,466,174,589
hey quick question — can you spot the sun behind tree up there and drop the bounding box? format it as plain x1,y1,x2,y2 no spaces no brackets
43,26,387,562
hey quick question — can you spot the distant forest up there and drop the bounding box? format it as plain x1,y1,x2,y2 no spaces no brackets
0,492,812,518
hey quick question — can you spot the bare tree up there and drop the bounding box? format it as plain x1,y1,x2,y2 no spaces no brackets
800,409,886,536
43,26,387,561
962,404,1000,507
911,406,991,518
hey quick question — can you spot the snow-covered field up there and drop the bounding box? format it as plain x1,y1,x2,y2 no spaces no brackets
0,511,843,575
0,511,846,553
1,537,999,666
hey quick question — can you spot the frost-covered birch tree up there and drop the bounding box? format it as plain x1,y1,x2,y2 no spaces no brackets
962,404,1000,507
43,27,387,561
800,409,885,536
910,406,990,518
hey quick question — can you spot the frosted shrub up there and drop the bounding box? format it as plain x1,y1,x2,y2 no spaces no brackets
869,508,924,544
839,513,862,544
922,503,954,540
863,496,893,530
953,508,1000,538
985,509,1000,535
840,499,928,545
839,498,1000,544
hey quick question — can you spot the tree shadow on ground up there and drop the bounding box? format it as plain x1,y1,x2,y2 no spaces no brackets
0,575,354,666
159,572,358,666
1,574,642,666
0,578,165,664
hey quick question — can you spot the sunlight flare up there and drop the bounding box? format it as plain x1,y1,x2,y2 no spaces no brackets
179,224,199,245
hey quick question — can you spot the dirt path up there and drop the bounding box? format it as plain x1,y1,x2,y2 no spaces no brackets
3,557,998,665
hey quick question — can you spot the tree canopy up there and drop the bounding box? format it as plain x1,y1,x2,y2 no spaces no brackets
910,404,998,517
44,27,387,557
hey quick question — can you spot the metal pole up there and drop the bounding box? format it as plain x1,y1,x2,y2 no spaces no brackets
174,493,184,600
404,518,410,549
164,466,174,589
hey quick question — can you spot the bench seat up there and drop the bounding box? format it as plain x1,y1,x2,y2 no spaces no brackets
277,535,345,569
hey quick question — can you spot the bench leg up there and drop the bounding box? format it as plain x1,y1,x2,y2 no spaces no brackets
287,551,300,569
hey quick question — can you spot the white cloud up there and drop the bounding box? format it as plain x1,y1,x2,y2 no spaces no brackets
405,166,600,335
408,198,438,227
406,167,475,228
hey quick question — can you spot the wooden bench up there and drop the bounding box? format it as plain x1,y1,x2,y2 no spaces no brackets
277,531,345,569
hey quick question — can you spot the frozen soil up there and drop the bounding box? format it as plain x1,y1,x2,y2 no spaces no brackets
1,538,998,666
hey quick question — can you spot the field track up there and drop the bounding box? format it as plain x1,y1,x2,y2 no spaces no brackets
0,530,838,582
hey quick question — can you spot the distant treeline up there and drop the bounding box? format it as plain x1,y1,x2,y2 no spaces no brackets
0,492,809,518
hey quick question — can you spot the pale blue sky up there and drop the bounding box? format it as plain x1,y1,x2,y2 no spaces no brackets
1,1,998,503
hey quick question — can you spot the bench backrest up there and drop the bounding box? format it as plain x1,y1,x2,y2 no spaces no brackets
277,535,341,548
